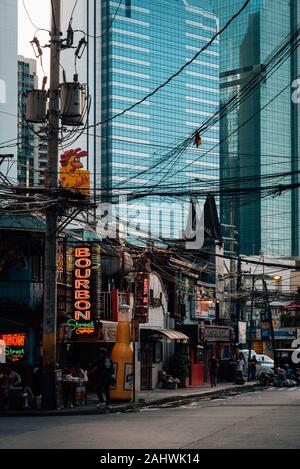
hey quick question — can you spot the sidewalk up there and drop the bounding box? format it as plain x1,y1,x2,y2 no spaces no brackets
0,382,258,417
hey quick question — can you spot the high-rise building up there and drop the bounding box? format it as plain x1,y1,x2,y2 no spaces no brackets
18,56,38,186
62,0,220,241
0,0,18,181
212,0,300,257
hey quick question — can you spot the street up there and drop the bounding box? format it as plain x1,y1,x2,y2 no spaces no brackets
0,387,299,449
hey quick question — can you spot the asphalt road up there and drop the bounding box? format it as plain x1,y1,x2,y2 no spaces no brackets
0,387,299,449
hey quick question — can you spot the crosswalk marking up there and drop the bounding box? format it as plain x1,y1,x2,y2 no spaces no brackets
264,386,299,392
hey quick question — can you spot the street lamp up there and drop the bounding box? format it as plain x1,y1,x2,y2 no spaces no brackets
272,274,282,292
272,275,281,281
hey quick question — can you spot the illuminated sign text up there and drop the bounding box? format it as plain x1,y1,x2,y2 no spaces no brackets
73,247,95,334
0,333,26,363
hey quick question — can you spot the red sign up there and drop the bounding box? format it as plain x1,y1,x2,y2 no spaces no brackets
134,272,149,323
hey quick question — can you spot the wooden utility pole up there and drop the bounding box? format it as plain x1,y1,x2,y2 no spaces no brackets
42,0,61,409
247,274,255,381
236,256,242,345
262,278,277,367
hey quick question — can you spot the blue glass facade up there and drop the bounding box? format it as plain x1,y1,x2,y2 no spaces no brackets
99,0,220,240
212,0,300,256
18,57,37,187
0,0,17,181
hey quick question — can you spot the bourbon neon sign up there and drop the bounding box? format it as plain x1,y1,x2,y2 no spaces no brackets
73,247,95,334
0,333,26,363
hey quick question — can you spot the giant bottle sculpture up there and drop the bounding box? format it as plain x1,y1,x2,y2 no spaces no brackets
111,304,133,400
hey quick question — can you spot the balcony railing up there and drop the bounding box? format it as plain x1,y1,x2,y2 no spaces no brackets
100,292,113,320
99,291,129,321
0,281,43,311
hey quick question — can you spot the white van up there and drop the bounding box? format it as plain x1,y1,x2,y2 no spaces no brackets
240,350,257,364
240,350,274,375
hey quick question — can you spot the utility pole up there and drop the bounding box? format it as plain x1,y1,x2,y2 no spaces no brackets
248,274,255,381
262,278,277,367
42,0,61,409
236,256,242,346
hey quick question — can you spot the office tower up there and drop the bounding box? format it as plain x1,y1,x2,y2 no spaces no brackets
0,0,18,182
62,0,219,240
213,0,300,256
18,56,38,186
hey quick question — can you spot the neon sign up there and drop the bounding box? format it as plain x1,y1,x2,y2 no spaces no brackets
73,247,95,334
134,272,149,323
0,333,26,363
67,319,95,335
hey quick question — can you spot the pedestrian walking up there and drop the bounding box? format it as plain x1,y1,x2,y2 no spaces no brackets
235,355,245,384
90,348,114,409
249,355,258,381
208,354,218,387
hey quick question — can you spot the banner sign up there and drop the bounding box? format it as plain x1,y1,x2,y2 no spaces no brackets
238,321,247,344
260,311,270,340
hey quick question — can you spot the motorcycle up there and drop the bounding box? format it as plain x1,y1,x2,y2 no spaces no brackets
258,369,274,386
273,367,298,387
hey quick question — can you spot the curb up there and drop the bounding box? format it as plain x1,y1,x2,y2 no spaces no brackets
0,383,259,418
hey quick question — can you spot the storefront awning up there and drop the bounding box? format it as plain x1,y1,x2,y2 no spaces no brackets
143,328,189,342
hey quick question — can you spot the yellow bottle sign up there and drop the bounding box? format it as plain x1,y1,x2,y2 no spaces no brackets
111,305,133,401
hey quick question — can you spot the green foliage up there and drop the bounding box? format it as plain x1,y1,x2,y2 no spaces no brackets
174,351,191,376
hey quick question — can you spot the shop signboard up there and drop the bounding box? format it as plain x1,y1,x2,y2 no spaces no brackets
202,326,231,342
68,245,100,336
59,148,90,198
195,297,215,318
134,272,149,323
0,333,26,363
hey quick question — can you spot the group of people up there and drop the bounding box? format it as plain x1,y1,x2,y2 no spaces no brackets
0,366,23,410
0,347,115,411
63,348,115,409
208,352,260,387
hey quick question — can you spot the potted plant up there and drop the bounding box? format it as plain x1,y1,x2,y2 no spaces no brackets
173,351,191,388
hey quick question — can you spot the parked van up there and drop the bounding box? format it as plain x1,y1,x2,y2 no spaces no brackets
239,350,274,375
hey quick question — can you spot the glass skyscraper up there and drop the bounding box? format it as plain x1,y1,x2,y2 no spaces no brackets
212,0,300,257
63,0,220,241
0,0,18,181
18,56,38,187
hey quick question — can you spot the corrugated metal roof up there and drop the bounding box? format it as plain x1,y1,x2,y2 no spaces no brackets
0,214,45,232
